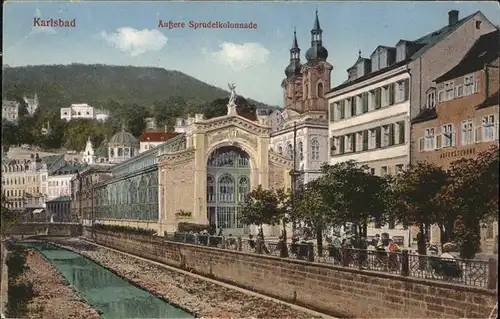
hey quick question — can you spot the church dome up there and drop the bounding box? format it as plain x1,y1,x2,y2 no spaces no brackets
109,127,139,147
285,61,302,77
305,45,328,62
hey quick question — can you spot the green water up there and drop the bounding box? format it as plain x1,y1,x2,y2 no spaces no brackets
23,242,194,319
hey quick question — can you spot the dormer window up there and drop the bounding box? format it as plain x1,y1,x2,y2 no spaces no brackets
379,49,388,69
371,53,380,72
396,43,407,62
357,61,365,77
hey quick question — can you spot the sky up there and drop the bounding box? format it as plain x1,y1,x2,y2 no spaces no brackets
3,1,499,106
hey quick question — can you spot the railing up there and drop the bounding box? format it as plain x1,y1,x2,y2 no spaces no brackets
164,232,497,290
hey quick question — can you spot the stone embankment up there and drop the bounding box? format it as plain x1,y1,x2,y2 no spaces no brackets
24,250,100,319
58,238,324,319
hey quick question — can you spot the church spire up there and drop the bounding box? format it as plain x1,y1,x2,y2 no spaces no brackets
311,9,323,44
285,28,302,78
305,10,328,62
292,27,299,49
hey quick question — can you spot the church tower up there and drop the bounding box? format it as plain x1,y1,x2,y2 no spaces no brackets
82,136,95,164
281,29,304,113
301,10,333,113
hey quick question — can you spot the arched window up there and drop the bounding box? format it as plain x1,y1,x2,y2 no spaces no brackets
278,146,283,155
207,147,249,168
207,175,215,202
218,175,235,203
317,82,324,98
311,138,320,160
238,176,250,202
298,141,304,160
124,148,130,157
286,144,293,159
138,177,147,203
118,148,123,157
110,148,114,157
128,182,137,204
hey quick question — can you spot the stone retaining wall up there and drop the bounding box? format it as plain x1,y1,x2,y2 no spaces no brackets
83,227,497,319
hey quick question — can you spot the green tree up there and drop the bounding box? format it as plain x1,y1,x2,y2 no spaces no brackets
153,96,187,128
316,161,387,242
293,179,331,252
392,162,448,255
437,146,499,258
1,194,17,235
239,185,289,240
1,120,20,148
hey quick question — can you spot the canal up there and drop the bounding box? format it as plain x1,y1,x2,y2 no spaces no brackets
23,242,194,319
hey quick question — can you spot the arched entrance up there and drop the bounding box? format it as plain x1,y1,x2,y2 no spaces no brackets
207,146,251,235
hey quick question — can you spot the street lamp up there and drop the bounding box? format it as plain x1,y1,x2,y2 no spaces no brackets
289,121,300,238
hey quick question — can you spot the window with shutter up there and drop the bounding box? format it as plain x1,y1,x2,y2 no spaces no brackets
339,136,345,154
389,124,395,146
389,83,395,105
375,88,382,109
329,103,335,122
398,121,405,144
340,100,345,119
404,78,410,101
368,91,374,111
437,91,444,103
382,125,390,146
375,127,382,148
356,95,363,114
362,130,369,151
475,126,482,143
482,115,497,141
435,134,442,149
419,138,425,152
362,92,369,113
351,96,357,116
441,124,454,148
352,133,357,152
382,86,389,107
345,99,352,118
345,135,353,152
356,132,363,150
424,128,436,150
461,120,474,145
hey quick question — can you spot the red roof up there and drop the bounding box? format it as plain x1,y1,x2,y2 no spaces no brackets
139,132,180,142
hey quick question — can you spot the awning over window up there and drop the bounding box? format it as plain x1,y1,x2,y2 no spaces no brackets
32,209,45,214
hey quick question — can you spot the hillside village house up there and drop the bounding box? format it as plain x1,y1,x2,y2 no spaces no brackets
412,30,499,252
325,10,497,245
60,103,109,122
2,100,20,122
139,131,181,154
2,94,38,122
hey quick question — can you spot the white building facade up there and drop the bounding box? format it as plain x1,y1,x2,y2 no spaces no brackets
1,158,48,211
2,100,19,122
327,65,411,176
47,173,75,200
23,94,39,116
269,109,329,185
60,103,109,122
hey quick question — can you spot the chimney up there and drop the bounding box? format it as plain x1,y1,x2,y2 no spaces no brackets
448,10,459,27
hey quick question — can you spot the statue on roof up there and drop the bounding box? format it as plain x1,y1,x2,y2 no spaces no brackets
228,82,237,105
